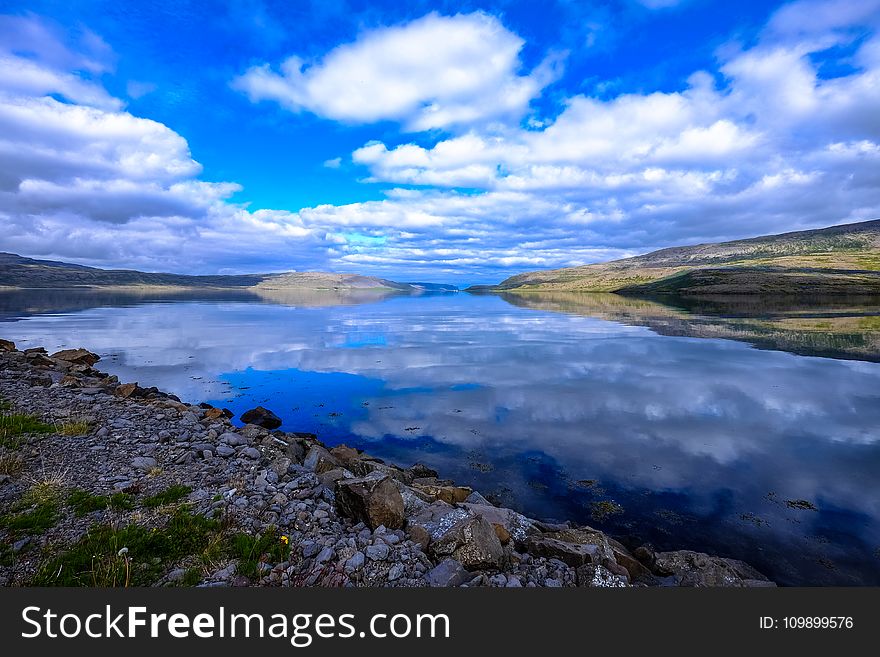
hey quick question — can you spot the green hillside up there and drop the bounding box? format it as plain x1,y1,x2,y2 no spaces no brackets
486,220,880,296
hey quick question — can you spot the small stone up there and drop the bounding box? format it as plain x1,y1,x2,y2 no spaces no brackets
505,576,523,587
315,547,335,564
131,456,157,471
344,552,365,572
424,559,469,587
241,447,261,459
365,543,390,561
219,432,247,446
216,444,235,458
388,563,405,581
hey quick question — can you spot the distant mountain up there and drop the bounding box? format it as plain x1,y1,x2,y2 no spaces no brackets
405,282,460,292
0,252,438,293
480,220,880,296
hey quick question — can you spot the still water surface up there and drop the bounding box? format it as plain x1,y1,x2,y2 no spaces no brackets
2,289,879,586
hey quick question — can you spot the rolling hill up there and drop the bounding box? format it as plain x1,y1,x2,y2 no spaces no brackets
0,252,439,294
482,220,880,296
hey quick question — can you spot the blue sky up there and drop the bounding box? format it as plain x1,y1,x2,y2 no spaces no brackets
1,0,879,283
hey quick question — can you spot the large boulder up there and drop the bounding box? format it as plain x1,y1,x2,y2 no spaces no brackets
459,503,539,546
115,382,145,399
335,472,405,530
50,348,100,366
652,550,775,587
0,339,16,352
304,445,341,474
329,444,362,465
525,536,604,567
406,501,471,543
239,406,282,430
430,515,504,570
412,483,473,504
576,563,629,588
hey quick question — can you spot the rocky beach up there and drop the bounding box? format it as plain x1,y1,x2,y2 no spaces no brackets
0,338,775,588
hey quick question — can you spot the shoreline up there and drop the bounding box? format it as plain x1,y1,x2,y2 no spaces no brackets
0,338,775,588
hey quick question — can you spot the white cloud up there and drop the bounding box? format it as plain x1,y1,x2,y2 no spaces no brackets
344,1,880,258
233,12,563,131
323,157,342,169
3,4,880,284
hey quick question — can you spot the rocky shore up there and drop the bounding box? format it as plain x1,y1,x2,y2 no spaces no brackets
0,339,775,588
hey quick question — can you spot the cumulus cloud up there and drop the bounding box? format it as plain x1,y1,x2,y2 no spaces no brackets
233,12,563,131
348,0,880,251
0,15,328,274
3,3,880,283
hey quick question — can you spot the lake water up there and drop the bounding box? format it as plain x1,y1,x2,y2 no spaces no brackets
2,288,880,586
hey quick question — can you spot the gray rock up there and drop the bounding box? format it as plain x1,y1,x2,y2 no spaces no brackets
315,547,335,564
430,515,504,570
505,576,523,588
130,456,157,471
241,446,261,459
239,406,282,429
464,491,492,505
424,559,469,587
304,445,340,474
525,536,603,567
335,473,405,530
388,563,405,581
365,542,390,561
219,432,248,446
216,444,235,458
459,502,538,544
652,550,775,587
344,551,365,572
576,563,628,588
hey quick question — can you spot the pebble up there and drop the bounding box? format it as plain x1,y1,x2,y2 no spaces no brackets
365,543,390,561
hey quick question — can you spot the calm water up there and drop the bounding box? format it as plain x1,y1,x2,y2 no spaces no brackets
2,289,880,586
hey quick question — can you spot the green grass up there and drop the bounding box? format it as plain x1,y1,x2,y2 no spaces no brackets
143,484,192,508
68,489,134,516
0,542,13,567
0,453,25,476
32,509,222,586
58,419,92,436
181,567,203,586
226,528,289,579
0,500,59,536
0,411,53,449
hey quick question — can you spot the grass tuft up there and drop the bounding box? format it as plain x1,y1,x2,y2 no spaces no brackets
68,489,135,516
0,453,25,476
58,419,92,436
0,500,59,536
226,527,289,579
143,484,192,509
32,509,222,586
0,412,53,449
